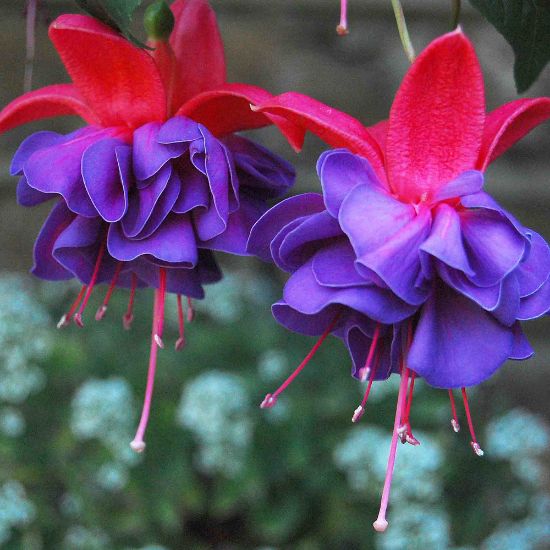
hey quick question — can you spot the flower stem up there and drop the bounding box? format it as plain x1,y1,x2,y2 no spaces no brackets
24,0,38,92
390,0,415,63
450,0,461,30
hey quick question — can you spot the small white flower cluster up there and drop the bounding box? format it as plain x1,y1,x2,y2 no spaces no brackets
333,426,450,549
0,480,36,545
176,370,252,477
71,377,140,490
0,275,51,408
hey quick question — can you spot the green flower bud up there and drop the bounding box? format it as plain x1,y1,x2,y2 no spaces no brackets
144,1,175,41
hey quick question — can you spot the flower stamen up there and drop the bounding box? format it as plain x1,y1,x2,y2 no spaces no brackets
175,294,185,351
153,268,167,349
461,387,484,456
186,296,194,323
359,324,380,382
95,262,122,321
260,313,340,409
73,242,106,327
57,285,87,328
336,0,349,35
448,389,460,432
352,351,381,423
398,371,419,445
130,288,162,453
373,365,410,532
122,274,138,330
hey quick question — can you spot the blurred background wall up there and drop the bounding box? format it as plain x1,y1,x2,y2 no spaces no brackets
0,1,548,549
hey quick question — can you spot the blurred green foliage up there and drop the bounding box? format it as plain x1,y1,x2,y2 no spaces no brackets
0,269,548,549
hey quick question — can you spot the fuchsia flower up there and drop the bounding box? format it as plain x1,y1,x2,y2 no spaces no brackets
248,30,550,530
0,0,299,452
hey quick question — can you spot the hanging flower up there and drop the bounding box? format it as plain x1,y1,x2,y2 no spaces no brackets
248,30,550,530
0,0,298,452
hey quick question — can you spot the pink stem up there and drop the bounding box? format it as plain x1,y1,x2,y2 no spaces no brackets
24,0,38,92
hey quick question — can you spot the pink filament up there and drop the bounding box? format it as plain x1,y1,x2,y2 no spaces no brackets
96,262,122,320
352,352,381,423
123,274,138,330
448,389,460,432
359,324,380,381
186,296,194,323
154,269,167,348
57,285,87,328
130,289,161,453
260,313,340,408
373,366,410,532
461,387,483,455
175,294,185,351
337,0,349,35
74,242,105,327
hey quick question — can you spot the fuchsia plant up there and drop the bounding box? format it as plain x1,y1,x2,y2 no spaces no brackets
248,30,550,530
0,0,300,453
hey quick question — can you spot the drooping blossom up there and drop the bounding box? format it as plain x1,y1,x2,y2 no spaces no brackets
0,0,298,452
247,30,550,530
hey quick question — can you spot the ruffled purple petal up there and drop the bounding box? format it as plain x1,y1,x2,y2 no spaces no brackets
157,115,203,144
278,211,343,271
17,177,51,207
132,122,187,180
431,170,484,202
516,231,550,297
355,208,432,305
11,131,65,175
122,163,171,238
460,207,526,287
509,323,534,360
283,260,416,324
518,276,550,320
312,240,371,288
408,283,514,388
32,201,74,280
23,127,109,217
421,203,474,275
247,193,325,262
318,148,382,218
491,274,520,326
272,300,343,337
108,213,197,265
200,194,265,255
339,182,415,257
224,134,295,200
171,164,210,214
82,138,129,222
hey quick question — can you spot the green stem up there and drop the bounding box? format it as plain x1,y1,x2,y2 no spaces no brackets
390,0,415,63
450,0,461,30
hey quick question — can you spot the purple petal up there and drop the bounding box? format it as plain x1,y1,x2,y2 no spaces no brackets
318,149,382,218
339,182,415,258
82,138,129,222
17,177,51,207
157,116,203,144
408,284,514,388
272,300,343,337
122,163,171,238
132,122,187,180
460,207,526,287
283,260,416,324
224,134,295,200
509,323,534,360
200,125,229,221
518,276,550,320
53,215,118,285
516,231,550,297
432,170,484,202
421,204,474,275
247,193,325,262
491,274,520,326
133,171,181,239
11,131,64,175
31,201,74,280
278,211,343,272
23,128,110,217
108,213,197,265
172,164,210,214
312,240,371,288
355,209,432,305
200,194,265,255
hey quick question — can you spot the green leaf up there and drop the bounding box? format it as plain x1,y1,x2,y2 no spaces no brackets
468,0,550,93
75,0,149,48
